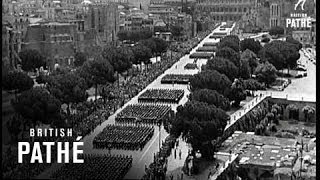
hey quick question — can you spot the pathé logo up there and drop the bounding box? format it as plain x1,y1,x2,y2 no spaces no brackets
294,0,307,11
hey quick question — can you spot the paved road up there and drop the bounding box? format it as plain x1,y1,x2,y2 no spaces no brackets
256,49,316,102
38,23,234,179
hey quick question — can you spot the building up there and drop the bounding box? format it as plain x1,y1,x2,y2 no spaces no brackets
119,8,154,32
195,0,256,22
216,131,316,180
22,21,96,69
85,3,120,44
242,0,316,31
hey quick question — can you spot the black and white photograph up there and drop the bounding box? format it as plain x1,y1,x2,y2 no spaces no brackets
2,0,316,179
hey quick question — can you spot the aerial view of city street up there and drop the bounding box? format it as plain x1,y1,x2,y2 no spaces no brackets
2,0,316,180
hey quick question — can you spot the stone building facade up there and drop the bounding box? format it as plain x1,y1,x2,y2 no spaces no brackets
22,21,96,70
85,3,120,44
195,0,256,22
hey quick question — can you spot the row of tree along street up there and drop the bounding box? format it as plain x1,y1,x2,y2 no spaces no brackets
2,30,215,179
168,33,302,166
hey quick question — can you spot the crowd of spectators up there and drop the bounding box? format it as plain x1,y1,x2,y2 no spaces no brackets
93,125,154,150
161,74,193,84
51,154,132,180
116,104,172,124
142,135,177,180
138,89,184,104
2,22,218,179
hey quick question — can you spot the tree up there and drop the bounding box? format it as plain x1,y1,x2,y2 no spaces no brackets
170,25,184,38
153,37,168,58
260,40,286,70
286,36,302,51
189,89,231,110
287,104,299,120
229,78,247,107
2,71,34,99
117,30,128,41
302,105,315,122
190,70,232,97
239,58,251,79
74,52,87,67
46,72,88,117
12,87,61,127
240,38,262,54
6,115,23,142
261,37,270,43
102,45,133,82
139,38,157,57
241,49,259,77
243,79,265,91
18,49,45,72
216,47,240,67
269,26,284,37
254,61,277,87
79,55,115,100
261,40,300,73
171,101,229,159
132,44,152,70
205,57,238,81
218,35,240,52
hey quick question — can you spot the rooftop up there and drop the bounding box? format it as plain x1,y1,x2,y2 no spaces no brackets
219,132,299,169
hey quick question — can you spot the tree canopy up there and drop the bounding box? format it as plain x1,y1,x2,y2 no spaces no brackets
19,49,46,72
2,71,34,94
240,38,262,54
241,49,259,77
260,40,299,70
46,72,88,115
79,55,115,98
218,35,240,52
269,26,284,36
74,52,87,67
170,25,184,38
12,87,61,126
239,58,251,79
131,44,152,65
254,61,277,87
171,101,229,159
189,89,230,111
229,78,247,107
190,70,232,97
215,46,240,67
205,57,238,81
102,45,133,74
243,79,266,90
286,36,302,51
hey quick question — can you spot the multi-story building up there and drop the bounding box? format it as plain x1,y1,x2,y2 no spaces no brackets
22,21,96,69
195,0,256,22
119,8,154,32
85,3,120,44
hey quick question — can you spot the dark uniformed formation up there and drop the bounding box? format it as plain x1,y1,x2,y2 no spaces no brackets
93,125,154,150
161,74,193,84
51,154,132,180
138,89,184,104
116,104,171,124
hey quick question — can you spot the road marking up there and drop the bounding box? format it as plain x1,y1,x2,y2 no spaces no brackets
139,132,159,162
